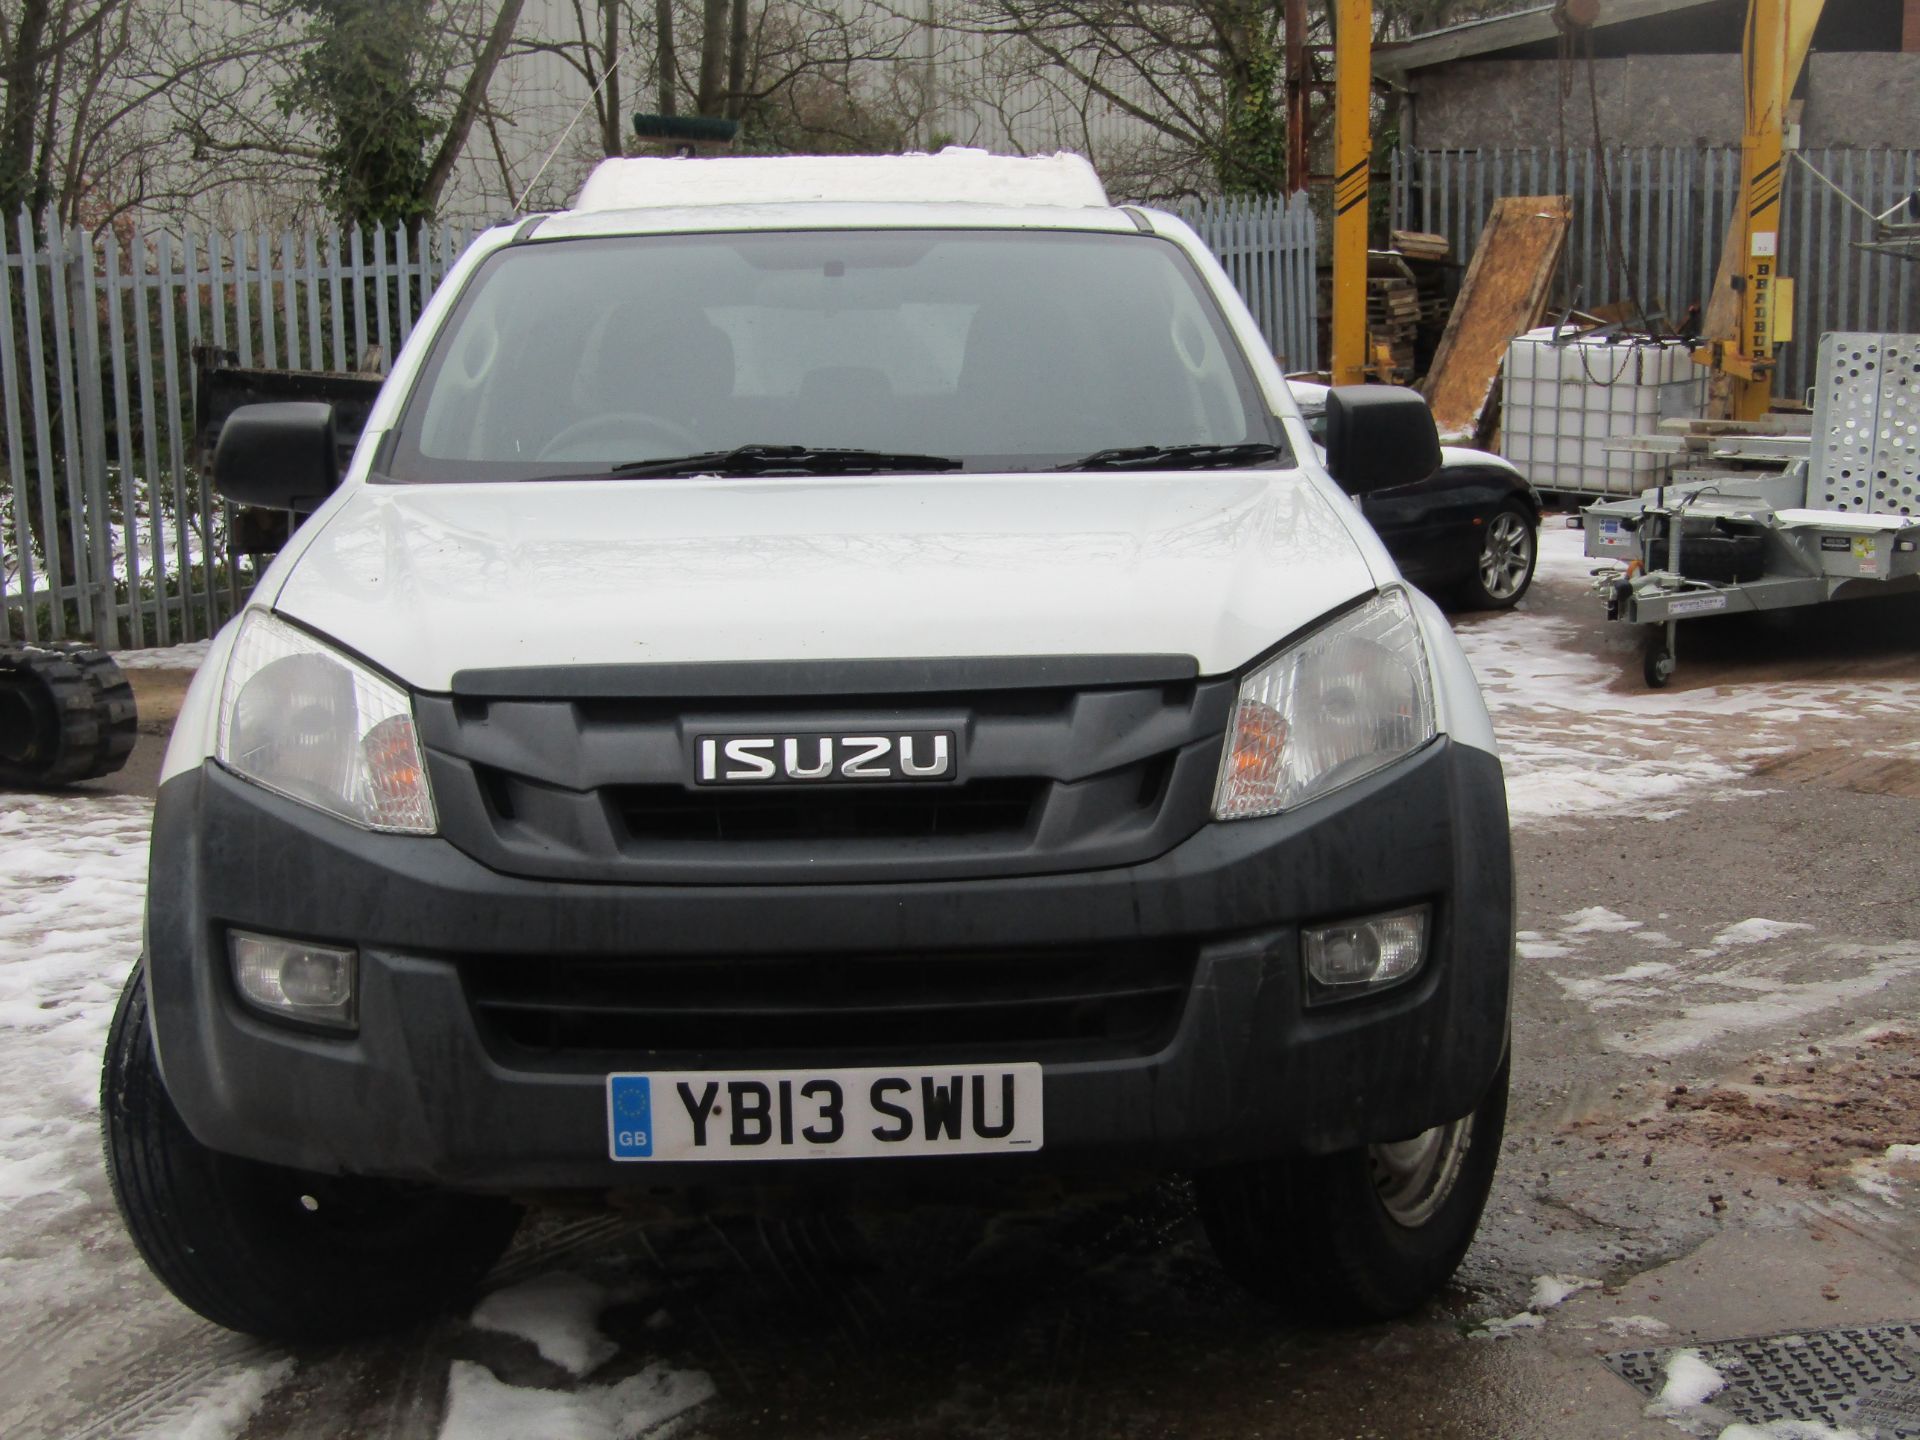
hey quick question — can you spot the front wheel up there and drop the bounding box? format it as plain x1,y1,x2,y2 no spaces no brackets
1194,1059,1508,1322
101,961,523,1343
1459,505,1537,610
1643,629,1675,688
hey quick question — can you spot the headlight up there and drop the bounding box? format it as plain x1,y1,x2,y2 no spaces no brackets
1213,589,1435,820
215,611,437,834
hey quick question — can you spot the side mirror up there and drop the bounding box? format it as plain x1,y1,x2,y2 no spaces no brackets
1323,386,1442,496
212,402,340,511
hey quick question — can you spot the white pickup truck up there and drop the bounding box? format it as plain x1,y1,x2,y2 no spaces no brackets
102,150,1514,1342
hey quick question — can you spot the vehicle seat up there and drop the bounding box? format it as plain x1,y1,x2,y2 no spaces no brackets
958,305,1092,455
794,366,895,447
572,303,736,437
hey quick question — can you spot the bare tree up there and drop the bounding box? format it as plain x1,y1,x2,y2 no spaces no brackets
910,0,1536,202
423,0,527,209
506,0,926,183
160,0,530,228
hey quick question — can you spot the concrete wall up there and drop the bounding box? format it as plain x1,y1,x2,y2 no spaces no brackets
1404,53,1920,150
1803,53,1920,147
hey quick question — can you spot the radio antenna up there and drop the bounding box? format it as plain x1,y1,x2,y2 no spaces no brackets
515,52,625,214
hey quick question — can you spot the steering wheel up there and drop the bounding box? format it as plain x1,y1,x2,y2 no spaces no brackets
537,411,701,463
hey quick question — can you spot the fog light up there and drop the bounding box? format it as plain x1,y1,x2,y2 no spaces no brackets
230,930,358,1029
1303,907,1428,1002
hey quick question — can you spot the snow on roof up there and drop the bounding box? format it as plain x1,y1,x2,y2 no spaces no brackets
571,147,1111,214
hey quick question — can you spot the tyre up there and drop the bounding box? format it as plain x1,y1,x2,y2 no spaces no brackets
101,961,522,1343
1645,531,1765,584
1642,631,1675,689
1194,1059,1508,1323
1458,505,1537,610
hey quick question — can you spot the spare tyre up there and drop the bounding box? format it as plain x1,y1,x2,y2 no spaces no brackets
0,643,138,788
1645,531,1766,584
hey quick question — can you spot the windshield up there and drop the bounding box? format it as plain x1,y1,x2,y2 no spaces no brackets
386,228,1286,480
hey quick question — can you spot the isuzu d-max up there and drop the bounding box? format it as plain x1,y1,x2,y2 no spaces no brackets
102,150,1513,1342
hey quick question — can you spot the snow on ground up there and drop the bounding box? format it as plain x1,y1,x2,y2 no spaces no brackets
1468,1274,1600,1341
1653,1349,1727,1410
1712,918,1817,948
1617,943,1920,1059
0,789,716,1437
1716,1424,1865,1440
0,793,299,1438
1455,525,1920,828
1849,1142,1920,1202
1528,897,1920,1058
437,1359,714,1440
1529,1274,1601,1310
133,1360,295,1440
1469,1311,1547,1341
112,639,212,671
471,1273,620,1379
1561,907,1642,936
0,793,150,1215
1598,1315,1672,1339
3,505,222,602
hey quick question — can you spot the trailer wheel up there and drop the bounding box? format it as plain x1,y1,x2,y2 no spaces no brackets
1642,631,1675,688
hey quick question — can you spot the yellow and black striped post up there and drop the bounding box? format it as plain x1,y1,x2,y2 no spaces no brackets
1330,0,1372,385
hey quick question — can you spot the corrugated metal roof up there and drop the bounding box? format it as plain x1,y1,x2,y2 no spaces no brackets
1374,0,1727,77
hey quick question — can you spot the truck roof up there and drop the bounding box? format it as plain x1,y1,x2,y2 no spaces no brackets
570,147,1111,215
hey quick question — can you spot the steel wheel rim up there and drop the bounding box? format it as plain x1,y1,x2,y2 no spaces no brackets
1479,512,1534,599
1369,1116,1473,1228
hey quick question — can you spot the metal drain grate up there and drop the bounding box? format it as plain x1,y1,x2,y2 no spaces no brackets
1607,1325,1920,1436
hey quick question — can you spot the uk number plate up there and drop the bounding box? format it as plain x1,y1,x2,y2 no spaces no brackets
606,1064,1043,1161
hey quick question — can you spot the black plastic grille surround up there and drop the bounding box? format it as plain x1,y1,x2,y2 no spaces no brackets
413,658,1235,885
611,776,1050,844
457,943,1198,1063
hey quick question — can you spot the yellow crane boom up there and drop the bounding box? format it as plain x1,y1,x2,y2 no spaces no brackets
1694,0,1825,420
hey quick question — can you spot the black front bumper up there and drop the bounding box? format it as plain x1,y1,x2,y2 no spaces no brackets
145,739,1512,1192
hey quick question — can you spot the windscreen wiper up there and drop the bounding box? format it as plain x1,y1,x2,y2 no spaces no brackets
611,444,964,478
1054,442,1285,472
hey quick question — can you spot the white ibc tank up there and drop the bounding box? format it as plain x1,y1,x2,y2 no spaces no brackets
1500,328,1707,497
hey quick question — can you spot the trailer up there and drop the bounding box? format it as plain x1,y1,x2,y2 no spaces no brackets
1585,333,1920,687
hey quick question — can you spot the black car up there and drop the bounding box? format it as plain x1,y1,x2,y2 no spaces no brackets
1292,382,1542,609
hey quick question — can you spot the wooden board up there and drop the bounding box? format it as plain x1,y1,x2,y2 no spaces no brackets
1421,196,1571,443
1390,229,1450,261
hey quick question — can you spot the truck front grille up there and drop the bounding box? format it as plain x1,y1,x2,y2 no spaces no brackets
458,945,1195,1062
610,777,1046,844
414,657,1234,884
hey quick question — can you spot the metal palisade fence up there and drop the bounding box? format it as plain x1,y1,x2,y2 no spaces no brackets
0,198,1316,649
1176,192,1320,376
1391,145,1920,400
0,213,481,647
